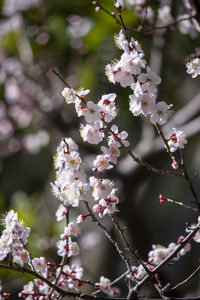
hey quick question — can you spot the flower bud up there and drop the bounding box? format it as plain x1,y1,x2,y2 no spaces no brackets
171,160,179,170
95,6,101,12
159,193,166,204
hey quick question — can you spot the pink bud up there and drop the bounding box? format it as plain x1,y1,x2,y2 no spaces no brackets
171,160,179,170
92,1,98,5
159,193,166,204
111,12,116,16
115,3,122,11
95,6,101,12
77,214,87,223
177,235,184,243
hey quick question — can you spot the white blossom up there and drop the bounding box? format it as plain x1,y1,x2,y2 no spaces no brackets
186,58,200,78
62,87,77,104
150,101,172,125
93,154,113,172
168,128,187,152
32,257,47,275
55,204,68,222
80,122,104,144
98,93,117,123
82,101,101,124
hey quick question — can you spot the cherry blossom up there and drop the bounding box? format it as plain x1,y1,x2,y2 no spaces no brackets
32,257,47,275
167,128,187,152
150,101,172,125
82,101,101,124
62,87,77,104
80,122,104,144
98,93,117,123
55,204,68,221
186,58,200,78
89,177,114,200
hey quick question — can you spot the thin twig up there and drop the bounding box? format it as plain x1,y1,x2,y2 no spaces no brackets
155,123,175,161
179,150,200,211
84,201,133,277
111,214,151,275
171,264,200,291
104,121,183,177
128,222,200,297
155,124,200,212
165,198,198,212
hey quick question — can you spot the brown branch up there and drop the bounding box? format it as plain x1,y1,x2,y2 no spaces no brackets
154,123,200,212
142,15,196,33
93,2,122,26
128,221,200,297
111,214,151,276
179,150,200,211
104,121,182,177
155,123,175,161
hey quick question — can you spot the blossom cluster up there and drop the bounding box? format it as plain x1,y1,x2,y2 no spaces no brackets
114,2,199,38
1,1,200,298
158,6,198,37
0,210,30,266
51,137,90,208
95,276,120,297
129,236,191,281
105,30,174,126
19,263,84,299
61,75,130,219
115,0,154,22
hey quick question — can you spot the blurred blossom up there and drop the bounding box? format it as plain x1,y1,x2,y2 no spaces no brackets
8,138,21,153
23,130,50,154
37,237,52,251
1,57,22,80
27,25,39,37
67,15,93,39
3,0,42,16
0,119,14,139
39,98,54,112
8,105,32,128
0,14,22,37
80,231,101,250
36,32,49,45
5,79,21,103
0,102,6,120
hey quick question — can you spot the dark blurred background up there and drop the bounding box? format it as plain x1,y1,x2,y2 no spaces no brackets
0,0,200,298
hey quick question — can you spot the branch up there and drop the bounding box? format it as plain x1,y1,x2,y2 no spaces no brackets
171,264,200,291
128,222,200,297
84,201,134,277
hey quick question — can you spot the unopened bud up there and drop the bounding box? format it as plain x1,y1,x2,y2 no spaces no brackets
171,160,179,170
177,235,184,243
95,6,101,12
115,3,122,11
92,1,98,5
77,214,88,223
159,193,166,204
